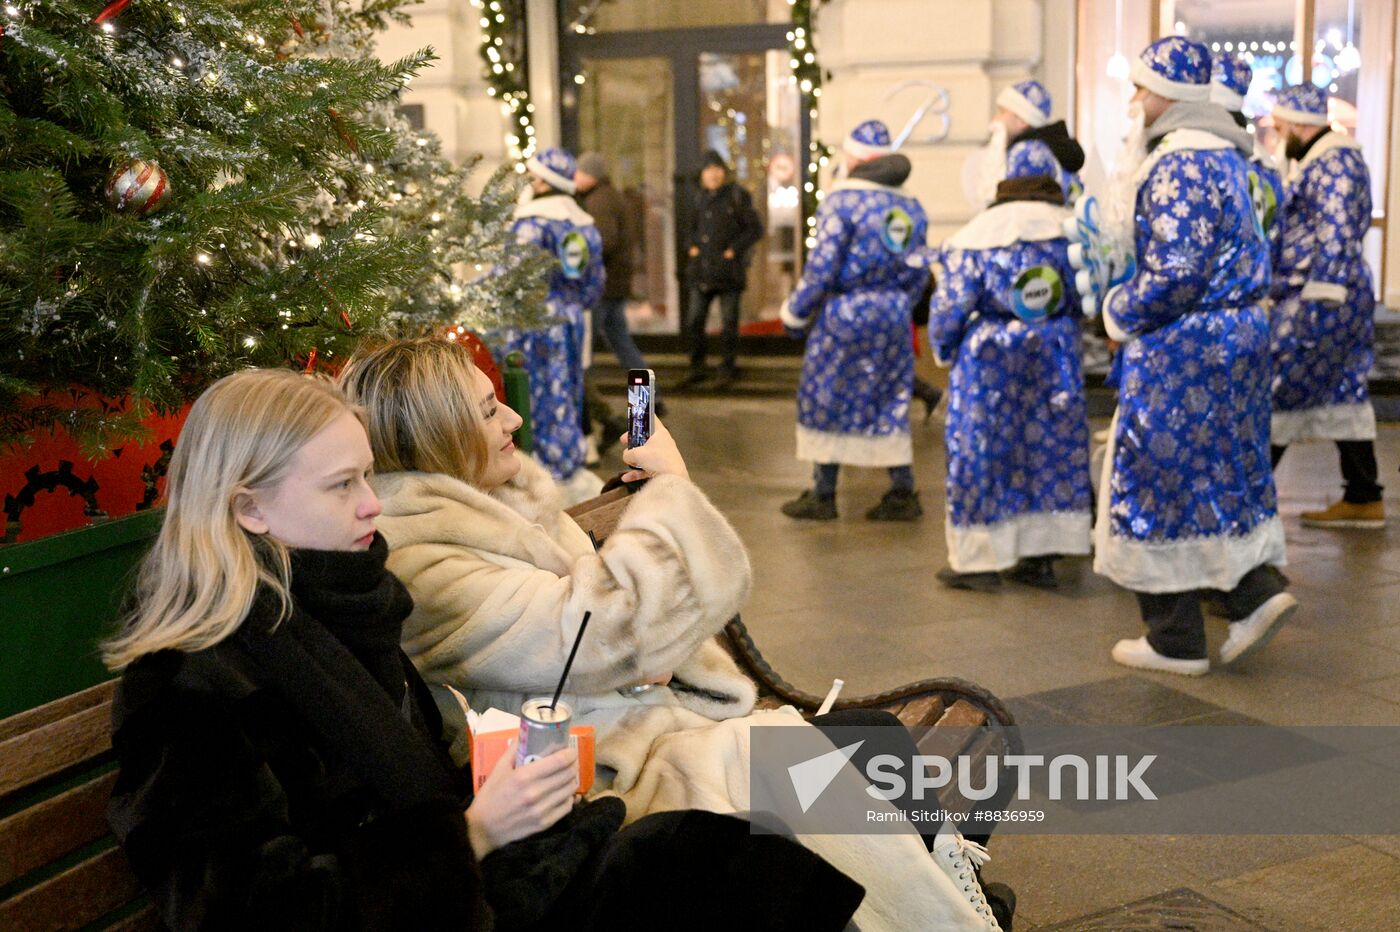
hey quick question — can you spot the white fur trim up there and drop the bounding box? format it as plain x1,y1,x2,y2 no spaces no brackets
830,177,905,195
1300,280,1347,304
843,136,893,161
795,425,912,467
1296,131,1364,172
525,155,577,194
946,510,1091,573
932,345,955,368
779,297,809,330
1094,410,1287,593
1272,402,1377,445
554,465,605,506
1211,83,1246,112
997,86,1049,128
1132,129,1234,189
1272,104,1329,127
514,193,596,226
1130,56,1211,103
1102,285,1134,342
945,201,1071,251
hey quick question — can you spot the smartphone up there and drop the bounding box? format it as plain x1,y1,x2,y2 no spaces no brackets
627,369,655,449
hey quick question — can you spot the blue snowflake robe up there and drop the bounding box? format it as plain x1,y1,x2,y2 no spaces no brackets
930,201,1092,572
1098,130,1284,594
781,179,929,466
501,195,604,481
1007,139,1082,203
1269,133,1376,446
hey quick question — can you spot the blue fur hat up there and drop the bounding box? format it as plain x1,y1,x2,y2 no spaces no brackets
1132,37,1212,102
843,120,893,161
997,79,1052,128
1272,84,1330,127
525,147,577,194
1211,53,1253,111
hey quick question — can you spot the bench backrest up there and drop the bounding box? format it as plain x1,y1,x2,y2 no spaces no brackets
0,679,156,931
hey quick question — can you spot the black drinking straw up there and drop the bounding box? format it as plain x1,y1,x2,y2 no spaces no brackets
549,610,592,712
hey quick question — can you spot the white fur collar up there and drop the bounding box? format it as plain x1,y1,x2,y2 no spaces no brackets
372,455,577,574
514,194,596,227
1133,128,1234,190
1296,131,1364,173
944,200,1070,251
831,177,905,195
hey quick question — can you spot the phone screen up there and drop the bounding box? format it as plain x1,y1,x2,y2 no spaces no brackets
627,370,654,449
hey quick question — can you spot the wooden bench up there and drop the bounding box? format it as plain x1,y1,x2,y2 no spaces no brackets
564,483,1024,801
0,680,155,932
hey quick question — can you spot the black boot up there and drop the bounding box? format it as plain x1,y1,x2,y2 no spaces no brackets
678,368,708,390
781,490,837,520
1006,555,1058,590
913,377,943,423
937,567,1002,592
865,488,923,521
982,880,1016,931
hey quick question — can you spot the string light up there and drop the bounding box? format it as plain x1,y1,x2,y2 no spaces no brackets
471,0,536,162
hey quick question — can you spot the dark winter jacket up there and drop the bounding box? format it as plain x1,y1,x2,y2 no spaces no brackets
1007,120,1086,174
107,536,864,932
578,178,638,301
683,181,764,294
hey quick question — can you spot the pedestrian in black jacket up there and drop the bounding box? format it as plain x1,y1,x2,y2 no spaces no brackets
680,150,764,390
103,368,864,931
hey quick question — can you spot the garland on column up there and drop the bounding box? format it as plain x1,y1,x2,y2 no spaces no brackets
471,0,536,167
788,0,828,250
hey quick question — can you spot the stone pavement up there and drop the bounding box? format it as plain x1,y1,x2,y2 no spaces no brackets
594,396,1400,930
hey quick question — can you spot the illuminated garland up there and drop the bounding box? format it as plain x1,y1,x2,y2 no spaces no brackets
788,0,828,249
471,0,536,168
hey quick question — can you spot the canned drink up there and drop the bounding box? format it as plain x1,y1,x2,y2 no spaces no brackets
516,698,573,767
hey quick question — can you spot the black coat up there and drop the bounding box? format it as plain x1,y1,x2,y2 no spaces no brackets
682,182,764,294
107,540,863,932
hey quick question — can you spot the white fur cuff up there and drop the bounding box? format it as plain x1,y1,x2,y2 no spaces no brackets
1300,280,1347,305
1102,286,1134,343
780,298,810,330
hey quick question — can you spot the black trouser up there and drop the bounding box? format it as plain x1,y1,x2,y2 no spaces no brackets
811,709,1002,848
1137,563,1288,660
686,288,742,373
1272,440,1383,504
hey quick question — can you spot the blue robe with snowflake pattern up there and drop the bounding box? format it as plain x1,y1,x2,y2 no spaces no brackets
500,195,604,481
930,200,1093,572
781,179,929,466
1098,130,1284,594
1269,133,1376,446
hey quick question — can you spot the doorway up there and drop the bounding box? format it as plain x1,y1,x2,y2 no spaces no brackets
559,13,808,337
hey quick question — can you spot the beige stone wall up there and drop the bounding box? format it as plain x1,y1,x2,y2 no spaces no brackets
814,0,1052,244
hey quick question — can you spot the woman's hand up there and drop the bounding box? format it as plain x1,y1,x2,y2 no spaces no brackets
620,418,689,482
465,738,578,858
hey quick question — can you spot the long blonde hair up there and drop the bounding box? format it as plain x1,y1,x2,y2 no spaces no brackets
104,369,361,670
337,337,493,487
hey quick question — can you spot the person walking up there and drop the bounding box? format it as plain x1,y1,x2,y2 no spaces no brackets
576,152,650,378
1268,85,1385,529
930,165,1092,591
1212,53,1286,271
971,79,1085,207
680,150,764,391
1097,38,1296,676
779,120,929,522
504,147,604,503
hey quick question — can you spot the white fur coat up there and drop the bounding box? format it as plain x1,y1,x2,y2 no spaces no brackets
373,458,759,789
374,459,989,931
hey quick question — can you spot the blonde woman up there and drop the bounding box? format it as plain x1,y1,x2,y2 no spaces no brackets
104,368,861,932
342,338,1015,932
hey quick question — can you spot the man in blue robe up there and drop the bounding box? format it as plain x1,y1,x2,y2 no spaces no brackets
1098,38,1296,676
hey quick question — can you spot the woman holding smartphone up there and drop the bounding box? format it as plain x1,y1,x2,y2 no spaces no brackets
341,338,1014,931
103,368,861,931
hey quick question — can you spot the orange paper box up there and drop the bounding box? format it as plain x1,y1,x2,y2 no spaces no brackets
471,726,595,794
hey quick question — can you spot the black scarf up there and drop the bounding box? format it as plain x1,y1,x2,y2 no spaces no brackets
237,534,460,815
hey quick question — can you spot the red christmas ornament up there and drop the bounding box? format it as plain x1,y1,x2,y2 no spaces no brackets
93,0,131,25
303,347,319,372
104,158,173,215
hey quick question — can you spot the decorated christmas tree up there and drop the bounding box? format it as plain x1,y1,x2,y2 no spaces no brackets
0,0,547,455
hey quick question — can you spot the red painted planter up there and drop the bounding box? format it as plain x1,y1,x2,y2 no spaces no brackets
1,390,190,544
